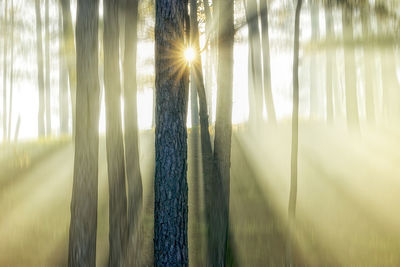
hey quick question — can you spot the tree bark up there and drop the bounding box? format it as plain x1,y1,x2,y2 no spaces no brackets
123,0,143,264
35,0,45,138
60,0,77,136
154,0,189,265
59,4,69,134
342,5,360,130
68,0,101,265
103,0,129,265
45,0,51,135
260,0,276,123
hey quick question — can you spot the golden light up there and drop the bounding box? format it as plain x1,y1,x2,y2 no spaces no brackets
184,47,196,63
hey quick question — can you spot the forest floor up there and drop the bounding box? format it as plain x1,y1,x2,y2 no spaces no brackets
0,122,400,266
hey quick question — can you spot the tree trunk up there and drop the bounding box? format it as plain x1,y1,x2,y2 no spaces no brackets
309,1,319,118
154,0,189,265
59,4,69,134
7,0,14,142
260,0,276,123
103,0,128,265
68,0,101,265
325,1,334,122
342,5,360,130
35,0,45,138
287,0,302,264
244,0,263,124
60,0,76,136
209,0,234,264
123,0,143,264
203,0,213,124
2,0,8,142
45,0,51,135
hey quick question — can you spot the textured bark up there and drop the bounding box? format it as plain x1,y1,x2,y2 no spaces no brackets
361,6,375,123
260,0,276,123
7,0,14,142
103,0,128,265
60,0,76,136
59,5,69,134
45,0,51,135
309,1,319,118
325,1,334,122
2,0,8,142
68,0,100,266
244,0,263,124
123,0,143,264
342,5,360,130
208,0,234,264
154,0,189,265
35,0,45,137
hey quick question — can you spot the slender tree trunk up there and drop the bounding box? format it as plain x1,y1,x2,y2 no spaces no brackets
361,6,375,123
203,0,213,123
3,0,8,142
45,0,51,135
68,0,101,265
309,1,319,118
59,4,69,134
154,0,189,265
208,0,234,264
260,0,276,123
103,0,128,265
7,0,14,142
123,0,143,264
60,0,76,136
342,5,360,130
325,1,334,122
35,0,45,137
287,0,302,264
244,0,263,124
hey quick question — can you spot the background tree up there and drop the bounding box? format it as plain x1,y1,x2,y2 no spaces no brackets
35,0,45,137
58,3,69,134
154,0,189,265
45,0,51,135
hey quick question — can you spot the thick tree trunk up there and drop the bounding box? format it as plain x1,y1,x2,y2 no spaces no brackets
123,0,143,264
35,0,45,138
208,0,234,264
260,0,276,123
103,0,128,265
2,0,8,142
244,0,263,124
309,1,319,118
154,0,189,265
342,5,360,130
68,0,101,265
325,1,334,122
60,0,76,136
45,0,51,135
7,0,14,142
59,5,69,134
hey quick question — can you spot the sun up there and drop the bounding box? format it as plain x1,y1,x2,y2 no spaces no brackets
184,47,196,63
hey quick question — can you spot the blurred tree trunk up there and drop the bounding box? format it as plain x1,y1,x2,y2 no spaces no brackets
203,0,213,123
342,5,359,130
287,0,302,264
325,1,334,122
58,5,69,134
45,0,51,135
68,0,101,265
244,0,263,124
60,0,76,136
7,0,14,142
123,0,143,264
208,0,234,264
2,0,8,142
35,0,45,137
260,0,276,123
309,0,319,118
361,6,375,124
154,0,189,265
103,0,128,265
